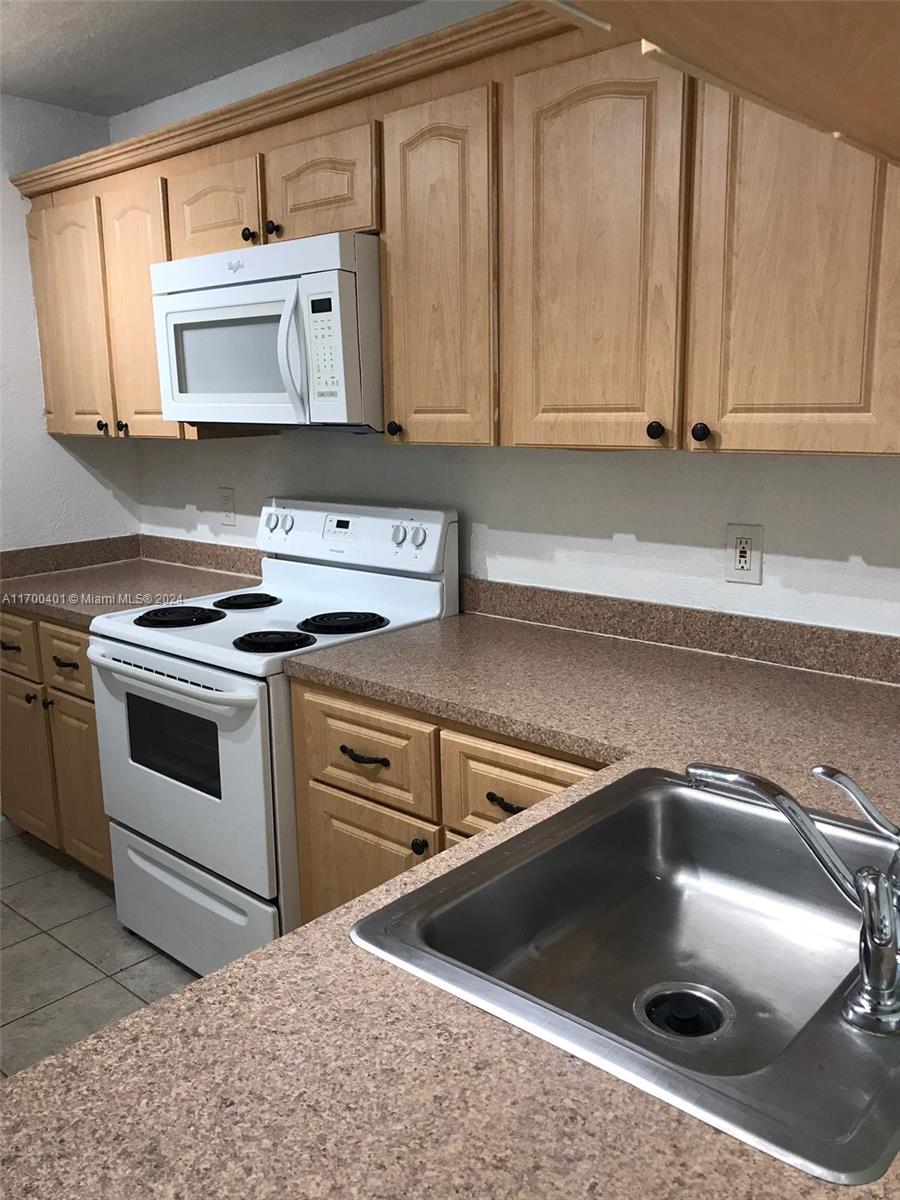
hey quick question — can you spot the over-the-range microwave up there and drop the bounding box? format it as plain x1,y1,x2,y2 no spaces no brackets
151,231,382,428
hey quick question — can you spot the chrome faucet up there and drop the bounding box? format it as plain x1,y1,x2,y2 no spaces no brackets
686,763,900,1036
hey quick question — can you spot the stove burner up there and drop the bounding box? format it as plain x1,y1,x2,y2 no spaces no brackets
233,630,318,654
299,611,390,636
213,593,282,611
134,606,227,629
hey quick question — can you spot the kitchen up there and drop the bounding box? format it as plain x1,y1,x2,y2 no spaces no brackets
1,0,899,1195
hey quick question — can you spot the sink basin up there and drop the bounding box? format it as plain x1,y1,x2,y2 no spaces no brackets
352,769,900,1184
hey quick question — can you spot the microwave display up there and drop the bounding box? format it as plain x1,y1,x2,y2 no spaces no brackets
310,297,333,313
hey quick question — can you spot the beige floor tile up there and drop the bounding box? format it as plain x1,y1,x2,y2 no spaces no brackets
0,903,39,949
114,953,197,1003
0,816,22,842
1,933,101,1024
1,978,144,1075
0,834,64,888
2,867,113,930
51,906,154,974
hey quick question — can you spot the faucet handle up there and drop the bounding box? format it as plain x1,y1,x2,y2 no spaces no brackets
842,865,900,1034
811,766,900,843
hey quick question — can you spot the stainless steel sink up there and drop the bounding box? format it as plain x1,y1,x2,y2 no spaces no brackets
351,769,900,1184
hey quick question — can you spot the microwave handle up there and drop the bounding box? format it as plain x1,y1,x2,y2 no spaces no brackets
277,282,307,421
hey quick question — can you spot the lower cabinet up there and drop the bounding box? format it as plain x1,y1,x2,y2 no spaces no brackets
293,684,602,922
0,612,112,879
0,674,60,846
47,689,112,877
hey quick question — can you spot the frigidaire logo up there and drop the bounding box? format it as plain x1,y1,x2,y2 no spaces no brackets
226,260,245,274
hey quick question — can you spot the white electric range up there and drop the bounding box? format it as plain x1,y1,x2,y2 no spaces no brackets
88,500,458,975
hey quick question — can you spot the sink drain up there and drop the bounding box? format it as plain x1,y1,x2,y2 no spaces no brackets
634,983,734,1041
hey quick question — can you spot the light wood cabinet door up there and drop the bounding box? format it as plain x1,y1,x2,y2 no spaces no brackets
168,154,262,259
382,85,496,444
506,44,686,449
440,731,594,836
100,177,180,438
264,123,379,240
298,688,439,820
0,675,59,847
26,198,116,436
299,781,438,921
38,622,92,701
687,87,900,454
47,690,111,878
0,612,42,682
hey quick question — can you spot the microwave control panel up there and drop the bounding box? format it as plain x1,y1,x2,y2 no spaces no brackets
299,268,362,423
307,294,341,401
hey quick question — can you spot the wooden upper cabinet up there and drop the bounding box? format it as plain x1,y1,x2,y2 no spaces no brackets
100,177,179,438
167,154,262,258
505,44,686,449
382,85,497,445
26,198,116,436
264,123,379,240
687,87,900,455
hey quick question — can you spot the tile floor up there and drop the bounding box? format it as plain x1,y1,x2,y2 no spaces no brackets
1,815,197,1076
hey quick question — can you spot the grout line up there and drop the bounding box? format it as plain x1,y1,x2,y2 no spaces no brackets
44,924,157,977
0,930,43,952
0,974,134,1028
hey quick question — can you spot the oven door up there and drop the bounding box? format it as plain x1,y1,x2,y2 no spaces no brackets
153,277,308,425
88,639,276,898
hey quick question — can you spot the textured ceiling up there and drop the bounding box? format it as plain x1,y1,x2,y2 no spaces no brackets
0,0,418,115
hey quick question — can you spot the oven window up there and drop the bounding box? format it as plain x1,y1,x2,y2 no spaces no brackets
174,315,283,393
126,693,222,799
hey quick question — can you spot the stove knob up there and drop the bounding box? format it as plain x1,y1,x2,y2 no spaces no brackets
265,512,279,532
411,526,427,548
281,513,295,532
391,524,407,546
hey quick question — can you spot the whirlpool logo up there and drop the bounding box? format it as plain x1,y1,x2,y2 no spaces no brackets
226,260,245,275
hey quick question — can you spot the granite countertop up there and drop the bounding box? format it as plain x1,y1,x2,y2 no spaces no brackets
3,614,899,1199
1,558,260,628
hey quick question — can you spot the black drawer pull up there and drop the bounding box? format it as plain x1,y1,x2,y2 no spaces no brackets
53,656,79,670
410,838,429,855
339,743,390,768
1,641,22,653
486,790,524,816
24,692,37,705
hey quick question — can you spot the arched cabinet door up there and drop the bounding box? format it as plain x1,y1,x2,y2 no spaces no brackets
686,85,899,455
381,85,497,445
167,154,262,259
505,43,687,449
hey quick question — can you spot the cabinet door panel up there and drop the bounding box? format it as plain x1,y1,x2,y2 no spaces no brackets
38,622,92,701
0,675,59,847
168,155,261,259
26,198,116,436
265,123,378,239
48,690,111,878
507,44,686,448
299,782,437,921
383,85,496,444
687,87,900,454
100,178,180,438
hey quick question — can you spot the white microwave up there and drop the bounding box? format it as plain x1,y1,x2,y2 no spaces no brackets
151,232,382,427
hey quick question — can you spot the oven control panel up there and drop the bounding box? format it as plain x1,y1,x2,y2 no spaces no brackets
258,500,458,576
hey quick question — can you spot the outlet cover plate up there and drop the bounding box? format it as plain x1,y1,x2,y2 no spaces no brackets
725,523,763,584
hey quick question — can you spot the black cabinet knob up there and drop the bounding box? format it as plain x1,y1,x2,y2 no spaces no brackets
116,420,128,434
646,421,665,440
96,420,109,433
691,422,712,442
24,692,37,705
241,227,259,243
41,698,54,710
386,421,403,437
265,220,283,237
410,838,429,855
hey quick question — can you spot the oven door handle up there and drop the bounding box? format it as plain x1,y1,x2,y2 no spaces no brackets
276,281,307,422
87,645,258,709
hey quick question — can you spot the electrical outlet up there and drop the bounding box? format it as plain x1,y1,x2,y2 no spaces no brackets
725,524,763,584
219,486,236,528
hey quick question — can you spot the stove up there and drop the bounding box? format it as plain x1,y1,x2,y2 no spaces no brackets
88,501,458,978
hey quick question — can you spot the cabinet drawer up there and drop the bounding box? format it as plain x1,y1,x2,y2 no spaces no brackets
0,612,42,682
440,731,594,836
441,828,470,850
39,622,93,700
300,689,439,820
300,781,438,921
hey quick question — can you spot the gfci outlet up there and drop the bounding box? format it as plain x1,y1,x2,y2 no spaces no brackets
219,487,236,528
725,524,763,585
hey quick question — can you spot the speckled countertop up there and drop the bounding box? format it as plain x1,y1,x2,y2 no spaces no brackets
1,558,260,628
3,614,899,1199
